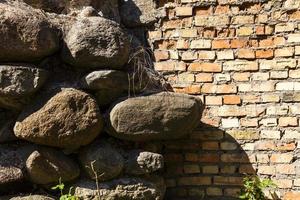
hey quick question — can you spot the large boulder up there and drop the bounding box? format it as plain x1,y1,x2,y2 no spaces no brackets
0,195,55,200
81,70,129,106
0,146,26,192
125,150,164,175
74,176,165,200
119,0,164,27
61,17,129,70
82,70,128,91
26,148,80,185
0,1,59,62
14,89,103,149
24,0,120,22
79,141,124,182
107,92,202,141
0,65,48,110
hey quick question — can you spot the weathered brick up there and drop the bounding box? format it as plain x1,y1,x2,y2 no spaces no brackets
259,118,277,127
231,39,247,48
256,154,269,164
290,69,300,78
266,105,289,115
224,188,241,198
261,94,280,103
270,154,293,163
276,82,300,91
220,142,237,150
179,29,198,38
195,73,213,82
176,40,189,49
202,165,219,174
239,82,275,92
279,117,298,127
270,71,288,79
255,141,276,150
242,94,260,103
220,165,236,174
217,50,234,60
240,118,258,127
178,177,212,186
189,63,222,72
274,47,294,57
182,51,198,61
232,15,254,24
194,6,213,15
275,23,295,33
258,166,275,175
215,74,230,82
232,72,250,81
283,130,300,139
205,96,222,105
252,72,269,81
201,84,237,94
148,30,162,40
257,14,268,23
223,95,241,105
283,192,300,200
287,34,300,43
176,7,193,17
206,187,223,196
195,15,230,27
212,39,231,49
274,179,293,189
260,130,281,139
223,61,258,71
227,129,259,140
237,27,253,36
237,49,255,59
198,51,216,60
178,73,195,83
154,50,170,61
190,39,211,49
260,59,297,70
162,18,192,29
221,118,239,128
255,49,274,59
277,142,296,151
214,176,243,186
183,164,200,174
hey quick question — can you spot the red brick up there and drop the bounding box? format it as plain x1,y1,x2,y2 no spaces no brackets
284,192,300,200
189,63,222,72
212,39,231,49
201,84,237,94
237,49,255,59
223,95,241,105
231,39,248,48
255,49,274,59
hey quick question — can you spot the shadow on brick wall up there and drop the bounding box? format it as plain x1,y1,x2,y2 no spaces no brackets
162,120,256,200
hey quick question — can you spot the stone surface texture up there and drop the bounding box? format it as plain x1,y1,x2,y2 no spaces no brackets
61,17,130,70
14,89,103,149
108,92,202,141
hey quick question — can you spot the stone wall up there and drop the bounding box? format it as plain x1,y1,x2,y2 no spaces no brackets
149,0,300,199
0,1,204,200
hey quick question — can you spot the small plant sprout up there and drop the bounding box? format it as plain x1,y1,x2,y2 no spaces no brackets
51,178,78,200
239,176,277,200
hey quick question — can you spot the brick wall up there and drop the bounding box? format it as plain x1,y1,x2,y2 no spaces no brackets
148,0,300,199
